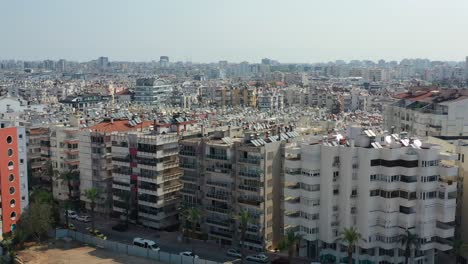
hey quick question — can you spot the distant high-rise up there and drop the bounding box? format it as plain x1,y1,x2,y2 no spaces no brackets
160,56,169,67
57,59,66,72
97,56,109,70
261,58,271,65
465,56,468,80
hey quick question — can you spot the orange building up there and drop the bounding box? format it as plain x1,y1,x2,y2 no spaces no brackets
0,127,22,236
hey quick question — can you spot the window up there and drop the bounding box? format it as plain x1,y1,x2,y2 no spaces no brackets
9,187,15,194
7,149,13,156
9,174,14,182
6,136,12,144
10,199,15,208
10,212,16,220
19,134,23,139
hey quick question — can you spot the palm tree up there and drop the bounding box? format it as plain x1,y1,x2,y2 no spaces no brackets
278,229,303,264
452,240,468,264
236,209,253,264
185,207,202,240
340,227,362,264
184,207,201,264
54,169,78,227
84,188,100,231
401,229,420,264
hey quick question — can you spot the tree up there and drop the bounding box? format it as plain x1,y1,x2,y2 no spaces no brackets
54,170,78,227
1,238,15,264
278,229,303,264
236,209,253,264
401,229,420,264
339,227,362,264
452,240,468,264
26,200,54,242
185,207,202,240
84,188,100,231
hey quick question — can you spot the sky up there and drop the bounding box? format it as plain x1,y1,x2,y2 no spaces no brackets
1,0,468,63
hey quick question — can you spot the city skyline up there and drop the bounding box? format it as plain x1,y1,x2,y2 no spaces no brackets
2,0,468,63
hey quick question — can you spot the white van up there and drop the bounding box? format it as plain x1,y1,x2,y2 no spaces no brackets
133,237,160,251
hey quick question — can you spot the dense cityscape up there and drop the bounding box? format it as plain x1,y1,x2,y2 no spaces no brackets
0,54,467,264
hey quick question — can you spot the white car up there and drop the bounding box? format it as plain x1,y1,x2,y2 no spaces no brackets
76,215,91,222
179,251,199,258
65,210,78,219
246,254,269,263
133,237,160,251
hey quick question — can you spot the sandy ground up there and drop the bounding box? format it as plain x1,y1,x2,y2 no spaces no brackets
16,240,162,264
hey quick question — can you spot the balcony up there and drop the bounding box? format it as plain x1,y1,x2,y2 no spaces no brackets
238,170,263,178
435,222,455,238
206,154,228,161
210,230,233,239
163,183,182,193
179,150,196,157
238,184,263,195
206,192,230,201
439,164,458,177
112,156,131,163
206,180,230,189
180,163,197,170
238,156,261,165
238,197,263,207
205,206,230,214
206,218,231,228
438,152,458,161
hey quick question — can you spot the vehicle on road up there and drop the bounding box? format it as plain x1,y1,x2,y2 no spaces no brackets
76,215,90,222
67,223,77,231
133,237,160,251
179,251,199,258
65,210,78,219
246,254,269,263
86,227,107,240
226,248,242,258
112,223,128,232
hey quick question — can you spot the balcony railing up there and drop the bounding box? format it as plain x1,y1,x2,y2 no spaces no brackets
206,206,230,214
207,154,228,161
238,197,263,206
206,193,230,201
238,157,262,165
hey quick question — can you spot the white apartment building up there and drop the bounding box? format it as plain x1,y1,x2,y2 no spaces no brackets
50,125,80,201
284,127,457,264
342,89,368,112
384,88,468,137
134,78,172,105
257,89,284,112
79,119,154,215
111,131,181,229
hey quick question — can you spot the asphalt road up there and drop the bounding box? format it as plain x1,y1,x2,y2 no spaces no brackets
67,217,272,264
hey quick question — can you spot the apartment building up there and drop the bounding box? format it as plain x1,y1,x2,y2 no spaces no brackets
284,127,457,264
257,89,284,112
0,120,30,213
180,125,300,251
111,131,181,229
27,127,51,187
384,87,468,137
50,125,81,201
134,78,172,105
0,127,27,239
79,118,155,215
427,137,468,249
342,89,368,112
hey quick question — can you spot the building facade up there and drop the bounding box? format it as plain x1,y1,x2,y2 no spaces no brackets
284,128,457,264
111,132,181,229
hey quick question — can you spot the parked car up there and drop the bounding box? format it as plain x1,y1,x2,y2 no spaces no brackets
246,254,269,263
65,210,78,219
226,248,242,258
112,223,128,232
86,227,107,240
76,215,91,222
67,223,77,231
133,237,160,251
179,251,199,258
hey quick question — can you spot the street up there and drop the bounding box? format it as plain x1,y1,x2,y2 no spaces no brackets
68,217,278,264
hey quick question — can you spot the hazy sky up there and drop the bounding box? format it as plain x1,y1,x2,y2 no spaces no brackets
2,0,468,63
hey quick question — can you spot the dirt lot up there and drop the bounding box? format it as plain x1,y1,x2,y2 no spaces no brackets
16,240,162,264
